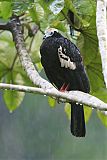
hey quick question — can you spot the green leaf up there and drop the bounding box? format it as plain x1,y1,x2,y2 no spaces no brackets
29,31,43,63
48,97,56,108
29,3,44,25
49,0,64,15
77,11,103,93
92,88,107,127
0,1,12,19
0,31,14,46
73,0,96,23
93,88,107,103
0,31,16,68
3,72,25,111
87,68,104,92
0,31,36,86
77,16,98,65
14,66,35,86
0,62,8,80
84,106,92,123
64,103,71,120
64,103,92,123
38,0,51,13
4,90,25,112
97,111,107,128
86,56,104,92
77,33,98,65
77,9,98,64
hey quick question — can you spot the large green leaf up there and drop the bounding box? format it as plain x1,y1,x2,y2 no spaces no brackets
4,89,25,112
77,11,102,93
29,3,44,25
3,72,25,111
93,88,107,103
77,12,98,65
0,31,16,68
0,61,8,80
73,0,96,23
28,31,43,63
77,32,98,65
92,88,107,127
0,1,12,19
38,0,51,14
0,30,41,87
86,54,104,92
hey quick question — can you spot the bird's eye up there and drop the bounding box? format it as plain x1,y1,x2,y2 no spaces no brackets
50,31,54,35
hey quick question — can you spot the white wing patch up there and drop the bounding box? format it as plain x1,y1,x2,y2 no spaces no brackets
58,46,76,70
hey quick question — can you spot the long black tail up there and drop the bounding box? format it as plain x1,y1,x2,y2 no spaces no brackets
70,102,86,137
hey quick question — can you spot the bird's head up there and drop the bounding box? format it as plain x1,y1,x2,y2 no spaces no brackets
43,28,61,39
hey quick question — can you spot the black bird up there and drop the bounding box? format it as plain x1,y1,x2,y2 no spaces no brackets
40,28,90,137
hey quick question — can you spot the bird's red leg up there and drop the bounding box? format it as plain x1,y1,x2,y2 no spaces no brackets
60,83,66,92
60,83,70,92
57,83,70,103
65,83,70,91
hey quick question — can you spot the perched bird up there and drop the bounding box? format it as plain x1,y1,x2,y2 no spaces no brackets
40,28,90,137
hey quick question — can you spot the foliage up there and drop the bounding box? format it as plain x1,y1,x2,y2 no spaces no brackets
0,0,106,127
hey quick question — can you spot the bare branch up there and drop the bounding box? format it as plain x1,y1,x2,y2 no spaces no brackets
96,0,107,87
0,83,107,111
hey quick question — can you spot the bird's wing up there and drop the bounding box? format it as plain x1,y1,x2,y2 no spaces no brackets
57,38,90,93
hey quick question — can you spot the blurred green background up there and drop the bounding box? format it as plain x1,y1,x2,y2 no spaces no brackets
0,91,107,160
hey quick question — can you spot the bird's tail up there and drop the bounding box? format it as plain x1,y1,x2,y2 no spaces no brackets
70,102,86,137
